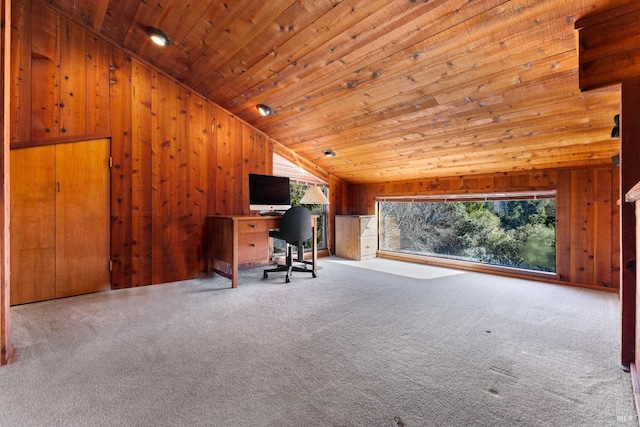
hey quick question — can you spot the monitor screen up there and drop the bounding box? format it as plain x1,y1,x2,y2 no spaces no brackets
248,173,291,212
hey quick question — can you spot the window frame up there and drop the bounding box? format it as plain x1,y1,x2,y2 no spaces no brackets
376,190,558,279
272,154,329,252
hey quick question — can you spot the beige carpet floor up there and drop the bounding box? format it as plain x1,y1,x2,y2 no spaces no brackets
0,257,637,426
329,258,466,279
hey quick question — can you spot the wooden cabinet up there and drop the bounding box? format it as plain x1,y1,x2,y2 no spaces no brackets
335,215,377,260
10,139,111,305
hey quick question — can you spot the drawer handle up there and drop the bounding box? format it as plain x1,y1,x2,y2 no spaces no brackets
250,243,256,247
249,224,256,228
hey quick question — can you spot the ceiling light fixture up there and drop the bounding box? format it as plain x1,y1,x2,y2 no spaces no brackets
323,149,336,157
256,104,273,116
146,26,172,47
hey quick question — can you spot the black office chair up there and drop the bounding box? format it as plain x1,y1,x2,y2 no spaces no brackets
263,206,317,283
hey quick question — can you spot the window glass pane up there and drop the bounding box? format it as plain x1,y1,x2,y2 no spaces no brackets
270,182,328,255
272,153,328,253
379,198,556,273
291,183,327,250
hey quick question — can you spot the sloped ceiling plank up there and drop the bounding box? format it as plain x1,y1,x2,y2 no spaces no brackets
254,0,578,145
205,0,395,103
37,0,634,184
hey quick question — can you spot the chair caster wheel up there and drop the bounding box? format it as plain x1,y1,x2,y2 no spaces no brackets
312,272,317,278
286,277,291,283
263,272,268,279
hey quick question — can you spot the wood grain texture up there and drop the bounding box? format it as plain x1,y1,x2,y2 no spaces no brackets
335,215,377,261
150,71,175,284
131,59,153,287
620,77,640,367
59,16,87,136
85,30,110,134
10,140,110,304
54,139,111,298
9,145,56,304
109,48,133,289
11,0,111,147
577,1,640,90
39,0,635,184
1,0,12,367
9,0,30,143
113,60,218,286
10,0,622,296
186,94,208,276
30,1,59,140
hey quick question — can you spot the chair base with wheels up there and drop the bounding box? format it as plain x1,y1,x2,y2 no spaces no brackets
262,206,317,283
263,243,317,283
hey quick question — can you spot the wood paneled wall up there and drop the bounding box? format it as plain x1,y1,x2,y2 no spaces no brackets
109,53,214,288
1,0,13,365
577,4,640,365
348,167,620,290
10,0,346,290
10,0,614,292
11,1,110,146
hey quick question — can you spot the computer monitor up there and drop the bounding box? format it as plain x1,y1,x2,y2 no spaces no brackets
248,173,291,212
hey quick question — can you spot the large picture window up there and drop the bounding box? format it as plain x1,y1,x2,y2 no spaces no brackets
378,193,556,273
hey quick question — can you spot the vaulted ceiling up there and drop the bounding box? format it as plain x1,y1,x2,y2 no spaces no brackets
44,0,632,184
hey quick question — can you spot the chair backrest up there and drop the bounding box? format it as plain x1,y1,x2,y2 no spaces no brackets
277,206,312,244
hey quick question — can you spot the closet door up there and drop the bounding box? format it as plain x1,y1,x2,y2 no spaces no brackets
10,139,111,304
10,146,57,304
55,138,111,298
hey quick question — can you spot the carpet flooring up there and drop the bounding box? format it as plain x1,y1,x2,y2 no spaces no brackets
329,258,465,279
0,257,637,426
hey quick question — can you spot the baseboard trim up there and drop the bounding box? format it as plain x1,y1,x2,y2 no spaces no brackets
377,251,619,293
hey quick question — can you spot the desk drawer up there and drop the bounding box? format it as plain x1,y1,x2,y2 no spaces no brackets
238,233,268,263
360,235,378,256
237,219,268,234
360,217,376,237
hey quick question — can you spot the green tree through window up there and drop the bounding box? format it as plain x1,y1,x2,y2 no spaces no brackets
271,183,328,256
290,183,327,250
379,198,556,273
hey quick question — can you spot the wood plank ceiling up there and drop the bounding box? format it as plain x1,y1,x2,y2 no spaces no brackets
42,0,633,184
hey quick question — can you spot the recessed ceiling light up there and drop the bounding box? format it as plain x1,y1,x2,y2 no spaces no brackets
256,104,273,116
146,26,172,46
323,149,336,157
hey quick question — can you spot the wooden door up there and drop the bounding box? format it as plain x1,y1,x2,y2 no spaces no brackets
10,139,111,304
54,139,111,298
10,146,56,304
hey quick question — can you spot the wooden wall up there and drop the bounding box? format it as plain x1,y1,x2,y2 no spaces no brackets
576,0,640,368
10,0,346,290
347,166,620,290
11,0,111,146
109,52,214,288
1,0,13,365
9,0,616,293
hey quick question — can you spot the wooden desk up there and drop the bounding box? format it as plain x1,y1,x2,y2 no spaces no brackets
204,215,317,288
